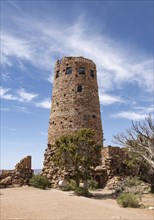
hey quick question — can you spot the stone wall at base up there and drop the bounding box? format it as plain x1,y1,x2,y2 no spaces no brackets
94,146,153,189
94,146,127,188
0,156,33,188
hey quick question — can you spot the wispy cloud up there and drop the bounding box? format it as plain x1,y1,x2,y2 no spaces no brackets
99,93,125,105
1,15,153,94
1,33,32,67
17,88,38,102
47,75,54,84
111,105,154,120
35,98,51,109
0,87,17,101
111,111,147,121
0,86,38,102
0,86,51,109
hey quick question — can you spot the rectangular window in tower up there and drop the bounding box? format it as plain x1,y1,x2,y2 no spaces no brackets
66,67,72,74
55,70,60,79
78,67,85,74
90,70,94,78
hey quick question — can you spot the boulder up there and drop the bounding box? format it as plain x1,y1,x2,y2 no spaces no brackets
0,176,12,186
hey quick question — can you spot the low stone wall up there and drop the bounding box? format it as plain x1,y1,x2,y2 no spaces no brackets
0,156,33,188
94,146,127,188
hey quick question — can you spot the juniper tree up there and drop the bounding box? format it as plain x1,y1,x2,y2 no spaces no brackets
52,128,102,189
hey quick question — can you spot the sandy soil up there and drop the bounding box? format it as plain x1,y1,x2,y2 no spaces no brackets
0,186,153,220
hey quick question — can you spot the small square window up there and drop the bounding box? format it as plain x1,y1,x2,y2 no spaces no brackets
78,67,85,75
55,70,60,79
66,67,72,74
90,70,94,78
77,85,82,92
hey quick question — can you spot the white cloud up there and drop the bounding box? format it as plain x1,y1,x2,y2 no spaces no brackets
1,16,153,94
0,86,50,109
1,33,32,66
111,111,147,121
0,86,38,103
17,88,38,102
99,93,125,105
111,105,153,120
35,98,51,109
134,106,154,114
0,87,17,101
47,74,54,84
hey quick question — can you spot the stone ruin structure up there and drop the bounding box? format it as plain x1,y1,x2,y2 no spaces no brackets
94,146,152,191
42,56,103,186
0,156,33,188
95,146,127,188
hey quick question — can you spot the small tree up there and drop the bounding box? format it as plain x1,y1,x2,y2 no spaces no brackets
52,128,102,189
113,115,154,172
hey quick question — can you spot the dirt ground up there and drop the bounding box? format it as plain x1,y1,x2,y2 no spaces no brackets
0,186,153,220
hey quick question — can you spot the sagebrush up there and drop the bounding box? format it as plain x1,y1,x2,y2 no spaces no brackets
117,192,140,208
29,175,51,189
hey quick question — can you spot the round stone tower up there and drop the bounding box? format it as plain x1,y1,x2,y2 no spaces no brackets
48,56,103,145
42,56,103,185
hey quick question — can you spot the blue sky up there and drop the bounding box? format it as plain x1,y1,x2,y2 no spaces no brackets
1,0,153,169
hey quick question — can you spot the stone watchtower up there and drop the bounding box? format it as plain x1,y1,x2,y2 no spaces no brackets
42,56,103,185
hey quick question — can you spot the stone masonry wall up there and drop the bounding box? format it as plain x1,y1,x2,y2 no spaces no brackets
48,56,103,145
0,156,33,188
95,146,152,191
95,146,127,188
42,56,103,186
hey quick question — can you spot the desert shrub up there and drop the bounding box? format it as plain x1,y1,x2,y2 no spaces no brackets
117,193,140,208
88,179,99,189
74,187,91,197
123,176,142,187
59,179,77,191
116,176,142,195
69,179,77,190
29,175,51,189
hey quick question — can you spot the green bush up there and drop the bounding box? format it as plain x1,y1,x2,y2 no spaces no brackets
59,180,77,191
117,193,140,208
116,176,142,194
29,175,51,189
88,179,99,189
123,176,142,187
74,187,91,197
69,179,77,190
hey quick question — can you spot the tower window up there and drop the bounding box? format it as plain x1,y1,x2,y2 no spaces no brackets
66,67,72,74
90,70,94,78
78,67,85,75
77,85,82,92
55,70,60,79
